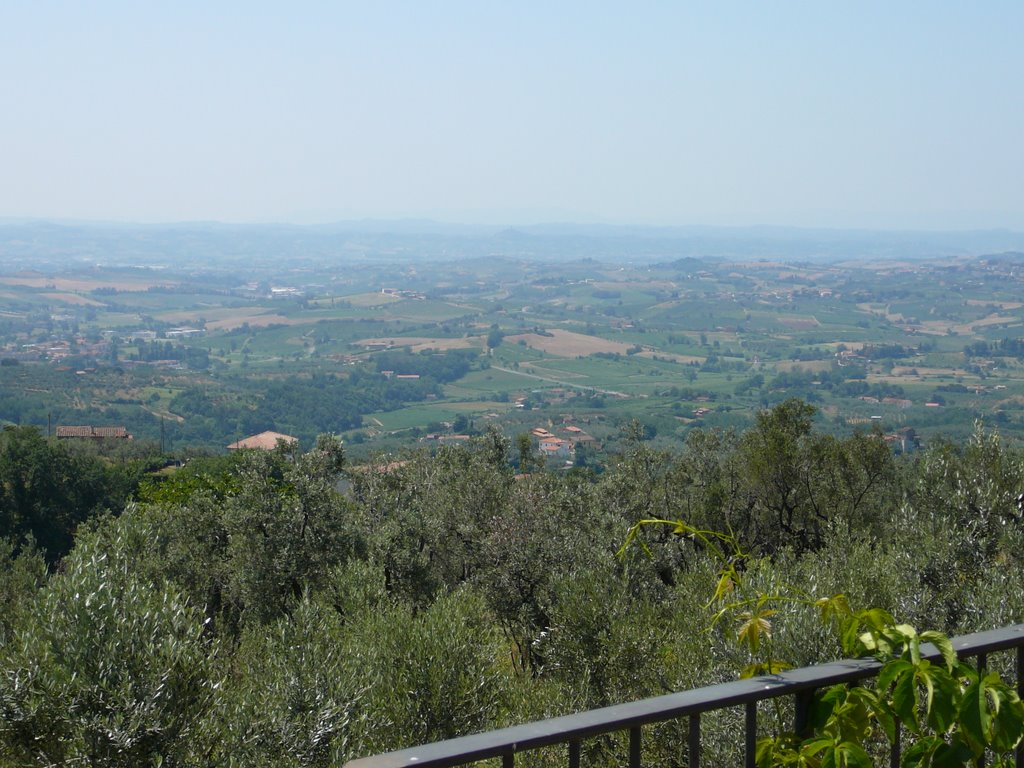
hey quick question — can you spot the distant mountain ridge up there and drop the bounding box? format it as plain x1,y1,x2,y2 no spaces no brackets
2,219,1024,270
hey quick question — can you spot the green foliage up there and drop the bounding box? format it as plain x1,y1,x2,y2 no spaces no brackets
134,436,360,633
129,339,209,369
907,422,1024,566
477,474,619,675
211,596,373,767
136,451,246,506
625,510,1024,767
0,521,217,766
373,349,476,383
361,589,507,747
351,442,514,607
0,537,46,643
759,614,1024,767
169,369,443,445
0,426,135,563
218,437,358,626
213,588,508,766
542,567,672,709
735,399,897,554
3,406,1024,766
486,327,505,349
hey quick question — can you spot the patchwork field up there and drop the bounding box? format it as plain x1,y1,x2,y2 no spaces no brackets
339,291,402,307
354,336,483,353
0,275,177,291
4,243,1024,451
40,292,107,306
504,329,636,357
153,306,302,330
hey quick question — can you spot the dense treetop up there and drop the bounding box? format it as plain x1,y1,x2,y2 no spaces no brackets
1,402,1023,765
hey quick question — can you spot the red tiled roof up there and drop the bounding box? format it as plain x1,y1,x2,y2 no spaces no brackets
227,431,298,450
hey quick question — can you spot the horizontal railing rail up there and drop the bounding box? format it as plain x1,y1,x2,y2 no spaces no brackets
345,623,1024,768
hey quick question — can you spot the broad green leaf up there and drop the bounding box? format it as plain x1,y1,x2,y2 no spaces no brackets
737,610,773,653
906,635,921,666
809,685,846,730
873,700,896,742
817,594,851,625
858,631,877,653
892,667,919,731
958,676,991,753
878,658,914,693
930,737,976,767
860,608,895,632
900,736,937,768
756,736,801,768
801,736,834,756
709,568,736,605
920,666,958,733
987,676,1024,751
836,741,872,768
920,630,956,672
838,616,862,656
916,660,934,715
894,623,917,638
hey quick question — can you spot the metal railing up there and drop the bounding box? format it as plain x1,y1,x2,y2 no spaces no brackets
345,624,1024,768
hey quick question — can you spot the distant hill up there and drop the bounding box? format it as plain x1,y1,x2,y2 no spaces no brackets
2,219,1024,270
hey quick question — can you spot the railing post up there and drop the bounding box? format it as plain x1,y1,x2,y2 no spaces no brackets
794,689,815,739
891,721,900,768
502,751,514,768
977,653,988,768
1016,645,1023,768
629,726,641,768
745,701,757,768
568,740,580,768
688,713,701,768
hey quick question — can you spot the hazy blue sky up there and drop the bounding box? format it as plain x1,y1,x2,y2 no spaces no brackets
2,2,1021,229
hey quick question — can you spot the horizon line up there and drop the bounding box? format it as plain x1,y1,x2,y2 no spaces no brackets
2,215,1024,237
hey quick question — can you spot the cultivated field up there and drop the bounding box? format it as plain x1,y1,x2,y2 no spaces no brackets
504,329,637,357
353,336,483,353
0,276,177,291
5,242,1024,451
40,292,107,306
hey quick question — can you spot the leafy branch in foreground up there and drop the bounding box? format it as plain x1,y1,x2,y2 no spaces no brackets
622,518,1024,767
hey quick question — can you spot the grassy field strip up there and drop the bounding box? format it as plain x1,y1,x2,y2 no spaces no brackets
0,276,177,291
491,365,632,398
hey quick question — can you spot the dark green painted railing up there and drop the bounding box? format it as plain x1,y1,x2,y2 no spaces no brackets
345,624,1024,768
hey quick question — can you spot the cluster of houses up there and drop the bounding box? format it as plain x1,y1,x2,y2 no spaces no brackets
380,370,420,380
126,328,204,341
223,424,600,466
381,288,426,300
8,337,108,362
529,424,598,460
230,281,315,300
416,418,598,464
882,426,920,454
530,427,571,458
51,425,303,454
55,425,133,440
2,326,207,365
858,395,914,408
